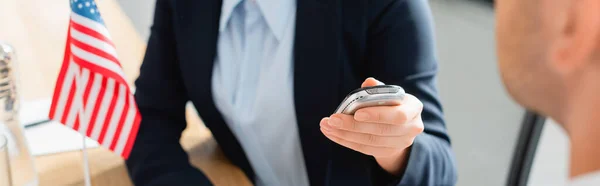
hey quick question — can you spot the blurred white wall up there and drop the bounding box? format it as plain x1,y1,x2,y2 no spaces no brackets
117,0,153,40
430,1,524,185
115,0,544,186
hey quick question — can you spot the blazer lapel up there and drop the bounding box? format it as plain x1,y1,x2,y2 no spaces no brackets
173,0,256,181
173,0,221,98
294,0,342,185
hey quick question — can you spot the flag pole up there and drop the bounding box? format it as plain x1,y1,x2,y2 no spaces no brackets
74,66,92,186
81,131,92,186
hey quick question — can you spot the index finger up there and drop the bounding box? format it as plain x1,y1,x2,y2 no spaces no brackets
325,114,409,136
353,93,423,124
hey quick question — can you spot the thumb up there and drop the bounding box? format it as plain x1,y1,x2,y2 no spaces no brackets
361,77,385,88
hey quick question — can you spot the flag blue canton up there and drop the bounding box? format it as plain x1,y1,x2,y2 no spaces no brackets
70,0,104,24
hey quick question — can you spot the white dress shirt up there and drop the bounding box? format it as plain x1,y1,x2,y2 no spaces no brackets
211,0,309,185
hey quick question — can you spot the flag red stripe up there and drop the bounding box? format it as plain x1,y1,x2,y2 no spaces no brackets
122,113,141,159
76,71,94,131
60,76,77,124
51,9,142,159
70,38,121,67
97,85,120,144
71,54,130,92
82,72,96,106
73,114,80,131
49,28,72,119
86,77,108,136
70,20,115,47
109,96,130,150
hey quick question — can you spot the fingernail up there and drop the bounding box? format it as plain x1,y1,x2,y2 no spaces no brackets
328,117,342,128
355,112,370,121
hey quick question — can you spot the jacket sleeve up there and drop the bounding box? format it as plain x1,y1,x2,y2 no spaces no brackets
365,0,457,185
125,0,212,185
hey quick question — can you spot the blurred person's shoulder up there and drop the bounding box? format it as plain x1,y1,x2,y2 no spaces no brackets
569,171,600,186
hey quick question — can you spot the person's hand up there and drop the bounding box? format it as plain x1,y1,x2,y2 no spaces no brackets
320,77,424,175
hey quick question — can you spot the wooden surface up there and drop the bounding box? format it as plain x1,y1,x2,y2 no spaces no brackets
33,108,252,186
0,0,251,185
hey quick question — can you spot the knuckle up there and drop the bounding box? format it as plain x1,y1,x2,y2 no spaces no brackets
413,123,425,134
378,124,392,135
375,111,383,122
350,120,358,130
367,134,378,144
396,111,409,124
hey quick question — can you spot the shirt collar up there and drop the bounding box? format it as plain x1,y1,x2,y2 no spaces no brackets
219,0,295,41
219,0,240,32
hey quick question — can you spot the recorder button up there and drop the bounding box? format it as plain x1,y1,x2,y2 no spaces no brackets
365,89,379,94
366,87,398,94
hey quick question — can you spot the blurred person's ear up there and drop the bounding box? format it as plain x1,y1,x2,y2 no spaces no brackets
549,0,600,76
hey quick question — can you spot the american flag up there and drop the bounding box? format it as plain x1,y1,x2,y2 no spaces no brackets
49,0,141,159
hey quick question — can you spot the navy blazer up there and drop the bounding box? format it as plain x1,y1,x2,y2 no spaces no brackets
126,0,457,185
